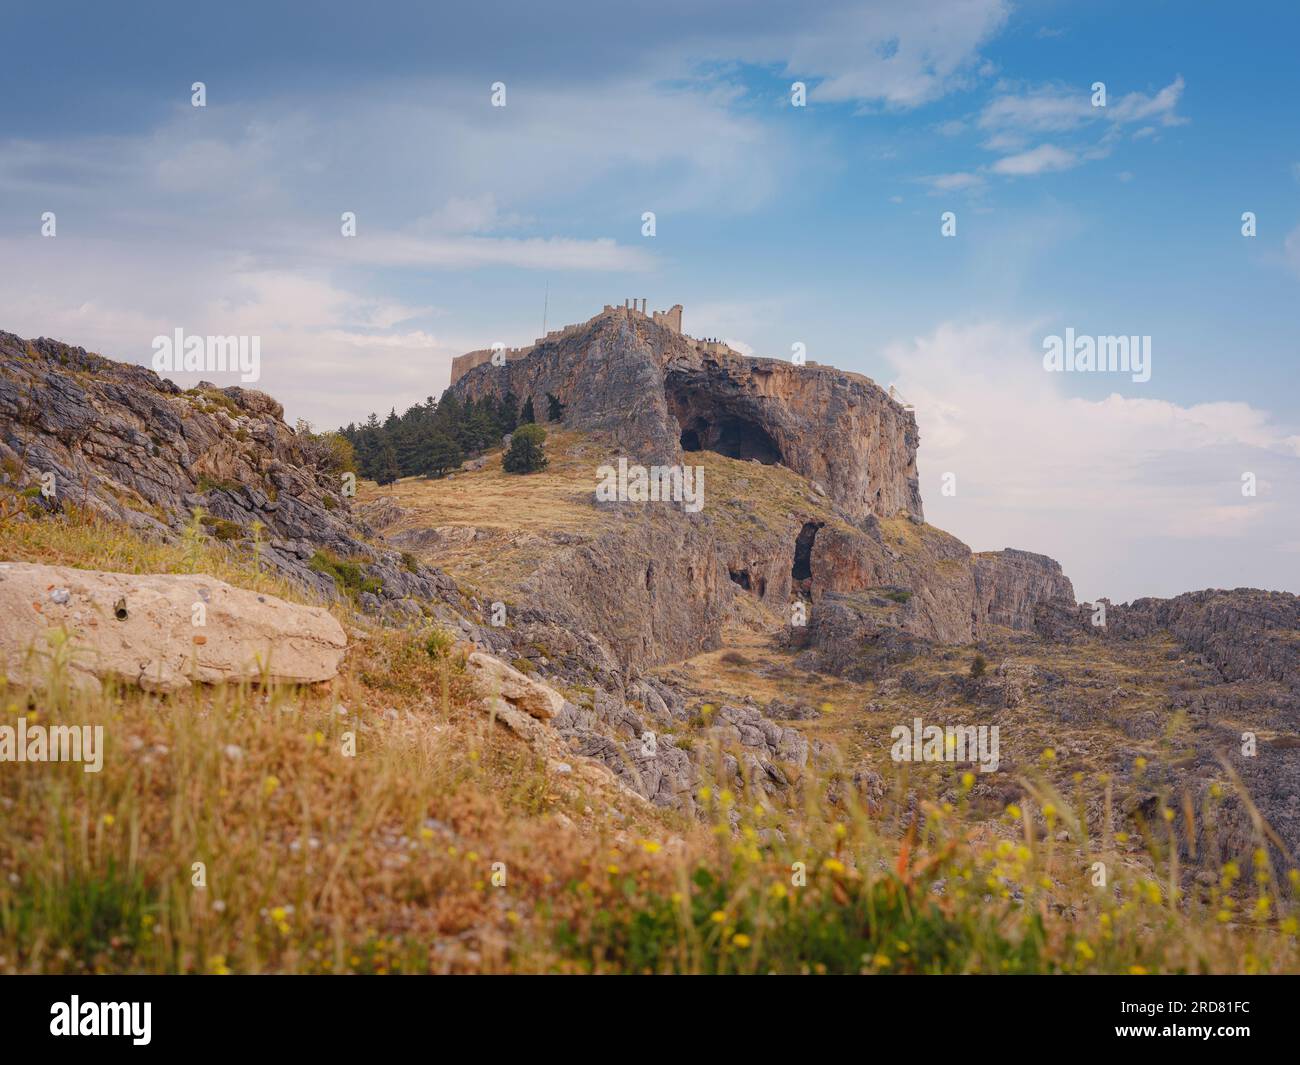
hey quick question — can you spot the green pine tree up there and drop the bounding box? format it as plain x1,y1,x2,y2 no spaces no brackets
422,431,464,478
374,443,401,486
502,423,548,474
498,390,520,435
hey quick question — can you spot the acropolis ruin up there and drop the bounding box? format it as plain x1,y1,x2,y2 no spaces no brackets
449,301,735,385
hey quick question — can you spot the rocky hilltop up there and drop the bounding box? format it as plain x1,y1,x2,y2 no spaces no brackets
444,305,1076,666
450,303,923,524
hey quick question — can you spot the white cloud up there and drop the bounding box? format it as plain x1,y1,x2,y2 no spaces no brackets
980,76,1186,136
0,240,466,429
884,320,1300,600
921,171,986,193
0,72,792,429
913,76,1186,189
1107,76,1188,126
720,0,1011,109
980,88,1092,134
990,144,1078,176
311,231,655,272
955,76,1188,184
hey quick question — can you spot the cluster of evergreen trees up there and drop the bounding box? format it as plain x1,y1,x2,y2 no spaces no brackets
338,390,563,484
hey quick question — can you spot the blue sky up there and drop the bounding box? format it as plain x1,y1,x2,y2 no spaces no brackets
2,0,1298,601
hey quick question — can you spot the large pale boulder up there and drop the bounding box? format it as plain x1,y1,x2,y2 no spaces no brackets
465,650,564,720
0,562,347,693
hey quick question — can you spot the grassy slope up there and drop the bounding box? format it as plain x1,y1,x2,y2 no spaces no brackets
1,495,1298,973
357,429,850,597
357,430,623,594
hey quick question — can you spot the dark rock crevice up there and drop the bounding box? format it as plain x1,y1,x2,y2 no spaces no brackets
791,521,824,590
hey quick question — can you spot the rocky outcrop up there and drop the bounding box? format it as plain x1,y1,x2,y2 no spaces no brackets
0,562,346,693
461,639,808,815
973,549,1077,636
1091,589,1300,689
794,519,1078,675
551,683,810,814
442,306,1074,677
0,331,455,616
521,505,732,670
464,649,565,720
450,306,923,524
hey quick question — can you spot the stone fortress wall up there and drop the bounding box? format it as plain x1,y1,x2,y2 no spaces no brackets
449,301,736,384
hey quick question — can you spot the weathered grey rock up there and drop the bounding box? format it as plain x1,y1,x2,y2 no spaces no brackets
0,331,456,615
520,507,731,671
1094,589,1300,689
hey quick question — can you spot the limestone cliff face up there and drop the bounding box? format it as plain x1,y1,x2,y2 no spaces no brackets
450,307,923,524
973,549,1077,636
661,353,923,525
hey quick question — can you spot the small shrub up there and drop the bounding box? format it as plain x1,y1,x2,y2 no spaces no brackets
200,515,245,542
970,653,988,679
294,419,358,475
308,549,382,599
424,628,455,659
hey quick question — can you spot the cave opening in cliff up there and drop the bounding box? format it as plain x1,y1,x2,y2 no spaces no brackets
666,374,783,465
716,416,781,463
678,413,780,464
791,521,824,593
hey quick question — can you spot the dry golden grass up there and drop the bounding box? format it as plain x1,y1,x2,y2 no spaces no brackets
2,500,1298,973
357,430,622,591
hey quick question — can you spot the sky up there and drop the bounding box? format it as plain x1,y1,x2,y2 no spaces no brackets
1,0,1298,603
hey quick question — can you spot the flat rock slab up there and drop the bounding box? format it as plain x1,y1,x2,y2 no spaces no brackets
0,562,347,693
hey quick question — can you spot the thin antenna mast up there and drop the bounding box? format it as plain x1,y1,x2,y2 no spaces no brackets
542,280,549,335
